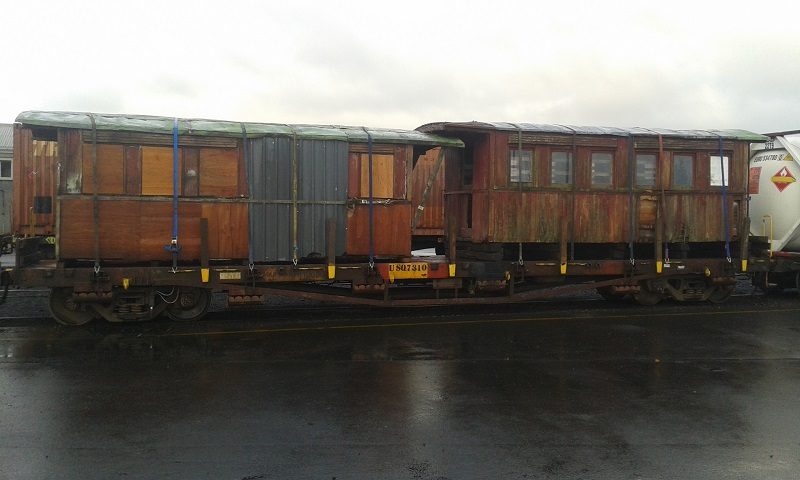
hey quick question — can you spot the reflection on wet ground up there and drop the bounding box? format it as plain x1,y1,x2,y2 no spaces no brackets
1,296,800,479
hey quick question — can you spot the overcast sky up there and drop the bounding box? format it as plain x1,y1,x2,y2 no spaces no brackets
2,0,798,133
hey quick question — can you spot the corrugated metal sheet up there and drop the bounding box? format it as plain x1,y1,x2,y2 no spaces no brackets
417,121,768,142
15,111,464,147
0,123,12,152
248,137,348,261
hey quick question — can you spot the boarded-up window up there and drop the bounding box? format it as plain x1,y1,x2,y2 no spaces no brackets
359,153,394,198
81,144,124,194
673,154,693,189
142,146,181,195
551,151,572,185
510,149,533,183
199,148,239,196
636,154,657,187
591,152,613,187
709,155,729,186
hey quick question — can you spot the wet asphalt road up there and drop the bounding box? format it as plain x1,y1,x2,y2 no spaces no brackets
1,294,800,479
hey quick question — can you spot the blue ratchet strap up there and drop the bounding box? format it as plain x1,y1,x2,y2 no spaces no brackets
718,135,732,262
164,118,181,269
363,127,375,268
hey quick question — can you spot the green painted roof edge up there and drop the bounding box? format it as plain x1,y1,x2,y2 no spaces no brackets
417,121,768,142
15,111,464,148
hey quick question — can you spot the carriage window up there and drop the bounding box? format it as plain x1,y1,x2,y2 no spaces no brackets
635,154,656,187
710,155,729,186
510,149,533,183
0,159,10,180
673,154,693,188
591,152,613,187
551,152,573,185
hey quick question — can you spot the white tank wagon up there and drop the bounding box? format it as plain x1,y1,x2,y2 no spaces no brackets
749,134,800,252
748,133,800,290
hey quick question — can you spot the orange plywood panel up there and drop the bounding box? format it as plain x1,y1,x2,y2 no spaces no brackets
199,148,239,197
81,143,124,194
201,202,249,259
359,153,394,198
142,146,181,196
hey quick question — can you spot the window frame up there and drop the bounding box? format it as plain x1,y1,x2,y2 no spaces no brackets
709,154,730,187
509,148,533,184
672,153,694,189
634,152,657,188
550,150,573,186
0,158,11,180
590,151,614,188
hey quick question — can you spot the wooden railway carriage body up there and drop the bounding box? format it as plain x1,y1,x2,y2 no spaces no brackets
4,111,770,324
9,111,462,324
416,122,766,302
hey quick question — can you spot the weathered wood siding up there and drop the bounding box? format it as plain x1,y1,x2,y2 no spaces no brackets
453,129,749,246
410,147,446,235
12,126,58,236
345,203,412,256
59,199,248,261
346,144,414,256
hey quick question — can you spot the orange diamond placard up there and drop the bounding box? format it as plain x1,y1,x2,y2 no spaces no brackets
772,166,796,192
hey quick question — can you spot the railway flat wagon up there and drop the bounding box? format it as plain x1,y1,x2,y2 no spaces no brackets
9,111,463,324
416,122,767,304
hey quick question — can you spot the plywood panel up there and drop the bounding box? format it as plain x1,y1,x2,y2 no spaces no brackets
201,203,249,258
125,146,142,195
359,153,394,198
199,148,238,197
139,201,201,260
142,146,181,195
345,203,411,256
60,199,140,260
81,143,124,194
59,198,248,262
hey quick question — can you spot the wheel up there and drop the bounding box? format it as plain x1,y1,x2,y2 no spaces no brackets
165,288,211,321
632,282,662,306
49,288,94,326
707,284,734,304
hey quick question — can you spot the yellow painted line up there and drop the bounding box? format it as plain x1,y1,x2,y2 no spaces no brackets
159,307,800,338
